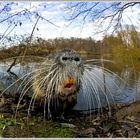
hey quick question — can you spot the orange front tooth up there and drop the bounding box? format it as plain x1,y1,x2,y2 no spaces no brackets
67,76,74,84
64,76,74,88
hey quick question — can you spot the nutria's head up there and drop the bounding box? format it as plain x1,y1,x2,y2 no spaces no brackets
33,48,84,102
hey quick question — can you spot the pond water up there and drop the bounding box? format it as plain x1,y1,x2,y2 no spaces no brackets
0,52,140,113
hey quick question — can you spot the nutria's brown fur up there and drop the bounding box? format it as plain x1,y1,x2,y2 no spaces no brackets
32,49,84,118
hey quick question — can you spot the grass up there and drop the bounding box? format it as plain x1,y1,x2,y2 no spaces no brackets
0,114,74,138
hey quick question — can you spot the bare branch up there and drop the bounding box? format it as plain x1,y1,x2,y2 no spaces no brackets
0,24,17,44
65,2,140,33
0,9,27,23
38,15,60,28
21,16,41,63
7,57,18,79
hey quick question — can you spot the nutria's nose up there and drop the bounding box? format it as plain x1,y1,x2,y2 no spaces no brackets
62,56,80,61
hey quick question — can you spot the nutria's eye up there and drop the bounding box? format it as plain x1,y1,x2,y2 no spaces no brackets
62,56,68,61
74,57,80,61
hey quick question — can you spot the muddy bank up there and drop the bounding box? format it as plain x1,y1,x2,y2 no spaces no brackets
0,93,140,138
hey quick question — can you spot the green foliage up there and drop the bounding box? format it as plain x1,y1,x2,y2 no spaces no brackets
0,115,73,138
32,124,72,138
0,115,16,135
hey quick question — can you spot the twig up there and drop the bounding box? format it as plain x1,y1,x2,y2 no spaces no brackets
21,16,41,63
7,58,18,79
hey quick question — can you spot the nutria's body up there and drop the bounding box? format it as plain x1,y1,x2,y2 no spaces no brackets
32,49,84,118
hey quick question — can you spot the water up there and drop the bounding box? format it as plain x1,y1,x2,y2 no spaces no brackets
0,53,140,112
73,67,138,112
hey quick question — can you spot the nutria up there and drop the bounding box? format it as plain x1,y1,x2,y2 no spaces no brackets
32,48,84,119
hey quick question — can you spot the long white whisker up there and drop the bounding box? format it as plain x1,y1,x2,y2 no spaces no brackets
1,55,47,62
15,66,57,118
45,69,60,119
82,71,103,116
0,66,48,97
85,64,125,95
94,64,127,85
85,59,113,63
27,91,37,117
16,67,45,92
16,68,52,106
84,68,114,114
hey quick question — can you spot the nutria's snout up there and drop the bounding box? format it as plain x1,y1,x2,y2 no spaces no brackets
58,75,79,97
64,76,74,88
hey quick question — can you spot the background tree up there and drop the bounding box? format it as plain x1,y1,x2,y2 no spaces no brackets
65,2,140,33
